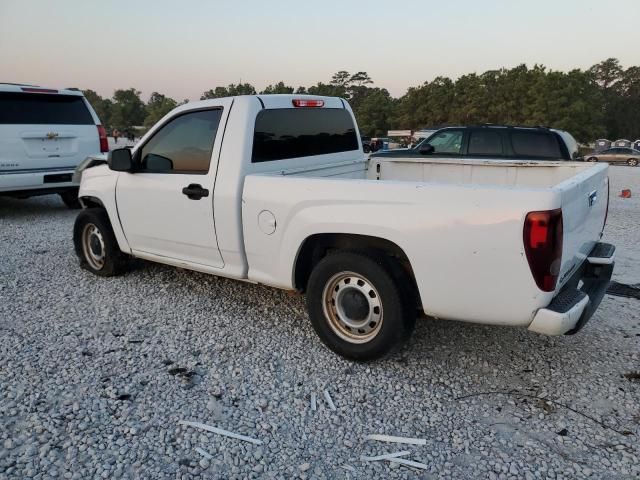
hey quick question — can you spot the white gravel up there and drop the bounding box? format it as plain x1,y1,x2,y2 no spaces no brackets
0,166,638,479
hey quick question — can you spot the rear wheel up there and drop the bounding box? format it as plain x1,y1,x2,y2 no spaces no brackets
306,251,415,360
60,188,81,209
73,209,129,276
627,158,638,167
586,156,598,162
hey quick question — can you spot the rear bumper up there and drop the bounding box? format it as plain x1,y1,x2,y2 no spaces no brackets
528,242,615,336
0,167,78,195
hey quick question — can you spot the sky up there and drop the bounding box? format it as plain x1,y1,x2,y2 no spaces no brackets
1,0,639,101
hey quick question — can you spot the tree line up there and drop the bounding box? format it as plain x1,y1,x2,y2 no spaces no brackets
84,58,640,143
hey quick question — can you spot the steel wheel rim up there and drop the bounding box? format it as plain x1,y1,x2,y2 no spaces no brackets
322,271,383,344
82,223,106,270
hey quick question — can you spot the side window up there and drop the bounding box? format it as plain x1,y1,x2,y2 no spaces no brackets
510,131,562,159
139,109,222,173
468,130,503,156
426,130,463,154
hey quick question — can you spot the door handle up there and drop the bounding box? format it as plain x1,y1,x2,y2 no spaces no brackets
182,184,209,200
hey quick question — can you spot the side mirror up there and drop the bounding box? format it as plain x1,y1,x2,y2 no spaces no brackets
419,144,435,155
107,148,133,172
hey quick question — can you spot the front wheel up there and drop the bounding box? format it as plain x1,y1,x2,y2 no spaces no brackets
586,156,598,162
73,209,129,276
627,158,638,167
306,251,415,360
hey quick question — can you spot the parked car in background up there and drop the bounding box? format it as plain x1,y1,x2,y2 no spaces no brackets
372,125,580,161
0,83,107,207
584,147,639,166
73,95,614,360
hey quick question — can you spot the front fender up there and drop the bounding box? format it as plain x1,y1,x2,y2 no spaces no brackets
78,165,131,254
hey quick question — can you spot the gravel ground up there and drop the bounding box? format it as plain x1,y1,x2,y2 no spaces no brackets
0,166,639,480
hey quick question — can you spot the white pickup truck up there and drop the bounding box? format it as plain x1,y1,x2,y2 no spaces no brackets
73,95,615,360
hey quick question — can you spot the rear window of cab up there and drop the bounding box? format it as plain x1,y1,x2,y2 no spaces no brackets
252,108,359,163
0,92,93,125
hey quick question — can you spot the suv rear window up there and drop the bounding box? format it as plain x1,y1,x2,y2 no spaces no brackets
511,131,562,159
252,108,359,163
0,92,94,125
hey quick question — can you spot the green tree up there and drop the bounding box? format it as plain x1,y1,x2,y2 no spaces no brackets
144,92,178,127
83,89,111,127
607,66,640,139
110,88,146,131
330,71,351,88
200,83,256,99
589,58,623,90
306,82,347,98
261,81,294,94
351,88,395,136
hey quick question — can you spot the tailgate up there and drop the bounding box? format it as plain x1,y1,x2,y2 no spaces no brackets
0,124,99,172
555,163,609,289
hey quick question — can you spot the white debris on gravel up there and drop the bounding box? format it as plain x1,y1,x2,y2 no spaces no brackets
387,457,429,470
360,450,411,461
0,166,639,479
323,389,336,411
195,446,213,459
178,420,262,445
364,434,427,445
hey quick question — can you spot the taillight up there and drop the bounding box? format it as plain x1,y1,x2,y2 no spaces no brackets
523,209,563,292
97,125,108,153
292,99,324,108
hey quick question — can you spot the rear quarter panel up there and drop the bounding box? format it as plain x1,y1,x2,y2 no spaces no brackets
242,175,560,326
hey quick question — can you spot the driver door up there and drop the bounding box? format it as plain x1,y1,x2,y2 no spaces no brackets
116,102,231,268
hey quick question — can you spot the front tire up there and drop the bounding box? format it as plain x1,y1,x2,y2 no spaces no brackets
73,209,129,276
627,158,638,167
306,251,415,361
586,156,598,162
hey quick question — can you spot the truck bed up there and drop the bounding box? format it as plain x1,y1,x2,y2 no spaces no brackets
243,157,609,327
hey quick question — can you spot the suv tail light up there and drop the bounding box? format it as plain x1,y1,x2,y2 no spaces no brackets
523,209,563,292
292,99,324,108
97,125,108,153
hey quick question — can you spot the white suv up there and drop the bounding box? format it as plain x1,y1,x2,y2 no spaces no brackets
0,83,108,208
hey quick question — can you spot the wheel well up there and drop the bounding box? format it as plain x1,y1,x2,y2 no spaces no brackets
79,196,104,209
294,233,421,307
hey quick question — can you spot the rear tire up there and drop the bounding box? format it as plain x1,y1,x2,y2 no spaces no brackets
627,158,638,167
306,251,415,361
73,209,129,276
586,156,598,162
60,188,81,209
